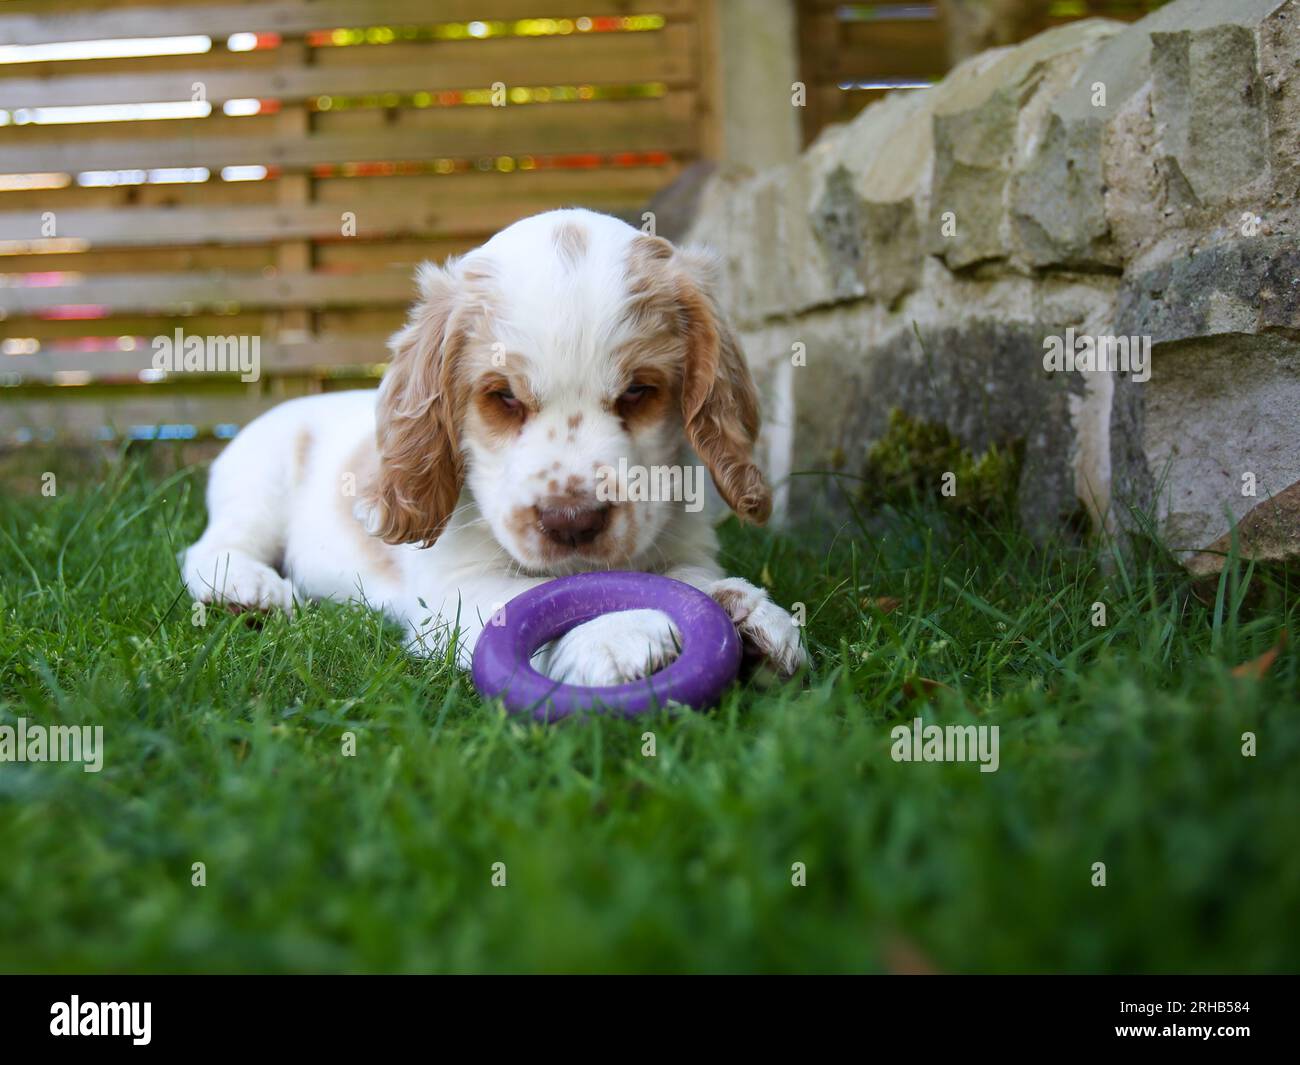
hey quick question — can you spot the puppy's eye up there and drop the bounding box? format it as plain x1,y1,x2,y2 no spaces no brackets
493,388,522,412
619,383,653,405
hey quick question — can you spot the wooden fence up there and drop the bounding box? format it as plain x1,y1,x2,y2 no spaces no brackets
0,0,1178,446
0,0,712,444
796,0,1170,146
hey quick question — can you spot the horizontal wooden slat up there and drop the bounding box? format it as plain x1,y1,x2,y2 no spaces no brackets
0,0,264,13
799,1,937,11
0,26,694,107
307,23,691,72
312,312,404,339
0,44,279,84
0,334,393,382
0,162,676,212
0,309,403,344
0,268,417,314
315,239,483,271
0,96,694,172
0,200,529,246
0,389,293,443
2,94,689,147
0,244,274,274
0,312,265,339
0,111,277,148
0,0,695,47
0,238,494,276
834,20,946,81
3,304,446,337
313,164,676,198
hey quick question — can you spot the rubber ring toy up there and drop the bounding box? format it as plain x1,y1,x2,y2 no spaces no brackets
472,571,742,722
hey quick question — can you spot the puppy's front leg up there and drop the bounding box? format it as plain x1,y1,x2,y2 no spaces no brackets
539,609,682,686
398,576,681,687
666,566,807,679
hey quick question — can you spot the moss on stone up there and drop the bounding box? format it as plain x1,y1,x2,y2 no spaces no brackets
859,408,1024,518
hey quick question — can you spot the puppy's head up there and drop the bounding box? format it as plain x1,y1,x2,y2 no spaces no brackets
366,208,770,574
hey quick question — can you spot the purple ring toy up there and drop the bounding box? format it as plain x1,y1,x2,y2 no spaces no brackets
471,571,742,721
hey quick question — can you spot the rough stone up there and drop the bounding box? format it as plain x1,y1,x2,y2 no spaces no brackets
1151,24,1270,207
1011,109,1116,269
1140,332,1299,561
675,0,1300,572
1110,237,1300,562
1187,479,1300,576
812,166,919,305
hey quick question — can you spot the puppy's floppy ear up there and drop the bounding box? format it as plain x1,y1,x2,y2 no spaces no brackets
366,259,466,547
672,246,772,525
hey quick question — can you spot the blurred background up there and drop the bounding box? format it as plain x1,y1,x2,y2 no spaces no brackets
0,0,1166,450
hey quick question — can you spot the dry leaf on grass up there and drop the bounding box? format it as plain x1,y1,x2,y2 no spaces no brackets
883,933,942,975
901,676,955,702
1231,630,1288,679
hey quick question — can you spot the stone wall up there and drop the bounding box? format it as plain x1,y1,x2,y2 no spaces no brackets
682,0,1300,571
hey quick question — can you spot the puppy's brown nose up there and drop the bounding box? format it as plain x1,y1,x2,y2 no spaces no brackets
537,499,611,547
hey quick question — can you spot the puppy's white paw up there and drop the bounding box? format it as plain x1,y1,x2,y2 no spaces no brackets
541,609,681,686
708,577,806,678
182,549,295,615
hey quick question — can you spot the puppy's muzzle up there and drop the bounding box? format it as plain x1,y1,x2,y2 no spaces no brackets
536,498,611,548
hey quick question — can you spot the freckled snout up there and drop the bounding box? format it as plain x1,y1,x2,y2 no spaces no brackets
536,496,611,547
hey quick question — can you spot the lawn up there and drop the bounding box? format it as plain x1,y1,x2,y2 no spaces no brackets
1,452,1297,973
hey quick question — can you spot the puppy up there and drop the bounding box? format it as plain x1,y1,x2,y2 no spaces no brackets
182,209,805,685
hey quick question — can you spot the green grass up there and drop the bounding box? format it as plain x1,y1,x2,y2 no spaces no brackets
1,455,1297,973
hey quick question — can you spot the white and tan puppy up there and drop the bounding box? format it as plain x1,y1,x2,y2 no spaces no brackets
182,209,805,685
